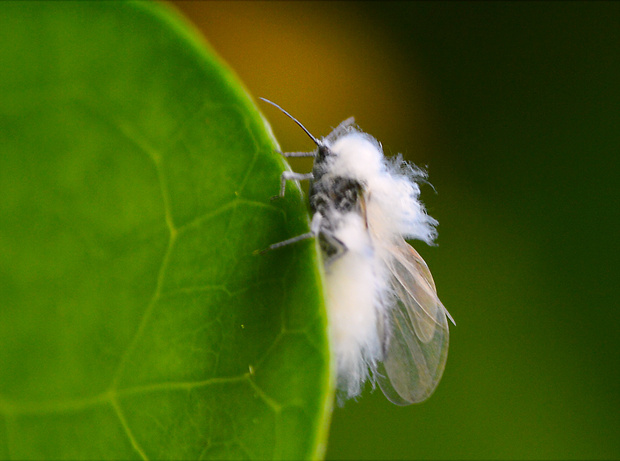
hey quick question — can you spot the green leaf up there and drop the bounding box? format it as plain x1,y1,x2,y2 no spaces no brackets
0,2,332,459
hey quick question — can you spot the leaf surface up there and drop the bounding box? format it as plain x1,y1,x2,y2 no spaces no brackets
0,2,331,459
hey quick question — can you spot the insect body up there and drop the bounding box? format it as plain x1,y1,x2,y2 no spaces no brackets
261,98,455,404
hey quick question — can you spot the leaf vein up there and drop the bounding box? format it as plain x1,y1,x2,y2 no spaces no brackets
234,111,261,196
115,374,249,396
0,392,110,416
175,197,283,236
109,225,177,390
247,378,281,413
110,394,149,461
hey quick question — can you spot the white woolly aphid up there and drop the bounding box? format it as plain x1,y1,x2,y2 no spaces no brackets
261,99,454,405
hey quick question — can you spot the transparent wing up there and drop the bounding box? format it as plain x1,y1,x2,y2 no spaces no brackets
377,239,453,405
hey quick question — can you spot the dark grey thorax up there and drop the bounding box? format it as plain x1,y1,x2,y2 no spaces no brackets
308,144,366,260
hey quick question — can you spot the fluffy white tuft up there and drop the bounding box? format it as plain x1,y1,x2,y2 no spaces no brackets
322,129,437,402
323,213,386,401
328,132,437,245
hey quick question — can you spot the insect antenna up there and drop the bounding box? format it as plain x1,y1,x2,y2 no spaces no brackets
260,98,321,147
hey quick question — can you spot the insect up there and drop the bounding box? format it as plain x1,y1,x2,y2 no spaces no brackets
260,98,455,405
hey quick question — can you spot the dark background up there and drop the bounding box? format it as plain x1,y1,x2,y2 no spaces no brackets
173,2,620,459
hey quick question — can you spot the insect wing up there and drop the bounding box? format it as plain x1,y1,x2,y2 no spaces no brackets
377,241,450,405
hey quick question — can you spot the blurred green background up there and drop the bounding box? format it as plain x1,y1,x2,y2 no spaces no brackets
172,1,620,459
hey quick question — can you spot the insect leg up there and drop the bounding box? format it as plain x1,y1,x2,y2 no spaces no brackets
277,150,317,158
255,231,315,255
254,213,322,255
277,171,313,198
